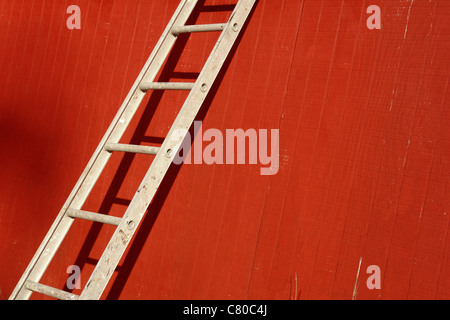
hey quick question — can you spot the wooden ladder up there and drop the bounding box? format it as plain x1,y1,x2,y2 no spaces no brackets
9,0,257,300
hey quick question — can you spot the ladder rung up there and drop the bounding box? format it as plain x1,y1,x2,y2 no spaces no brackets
24,280,79,300
104,143,160,155
139,82,195,91
171,23,227,35
67,208,122,226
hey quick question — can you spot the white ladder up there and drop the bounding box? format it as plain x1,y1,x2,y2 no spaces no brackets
9,0,256,300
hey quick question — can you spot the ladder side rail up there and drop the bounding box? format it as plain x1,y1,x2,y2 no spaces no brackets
79,0,257,300
10,0,199,300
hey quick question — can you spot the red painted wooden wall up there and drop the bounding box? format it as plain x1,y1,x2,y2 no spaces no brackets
1,0,449,300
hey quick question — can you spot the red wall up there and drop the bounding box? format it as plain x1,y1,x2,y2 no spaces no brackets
1,0,450,300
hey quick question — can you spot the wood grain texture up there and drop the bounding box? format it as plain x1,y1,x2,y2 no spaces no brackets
0,0,449,299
